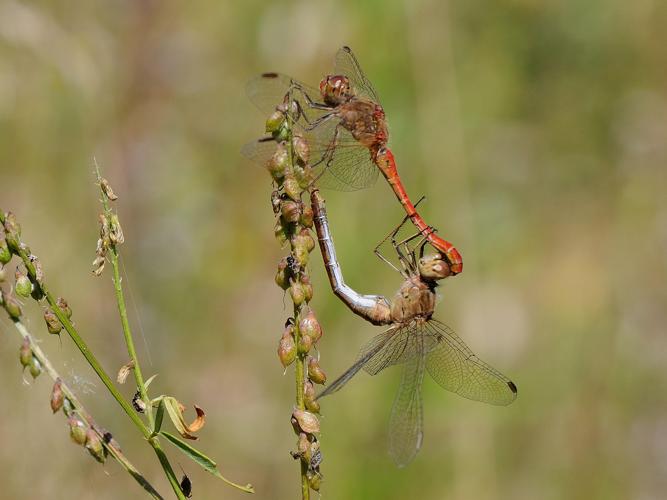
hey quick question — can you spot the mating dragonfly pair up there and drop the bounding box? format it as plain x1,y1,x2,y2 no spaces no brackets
244,47,517,467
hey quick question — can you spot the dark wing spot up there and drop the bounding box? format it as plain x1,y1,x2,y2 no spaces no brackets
507,381,518,394
262,72,279,78
342,46,352,53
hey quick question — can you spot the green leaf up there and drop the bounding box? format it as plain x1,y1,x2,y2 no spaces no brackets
160,431,254,494
144,374,158,389
162,397,196,440
152,398,165,436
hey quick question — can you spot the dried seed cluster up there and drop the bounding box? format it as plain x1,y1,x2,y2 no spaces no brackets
0,211,108,463
262,107,325,492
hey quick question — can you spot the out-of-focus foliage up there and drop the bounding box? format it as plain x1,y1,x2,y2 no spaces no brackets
1,0,666,498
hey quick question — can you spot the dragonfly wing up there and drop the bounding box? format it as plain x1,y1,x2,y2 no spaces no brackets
425,320,518,406
304,119,379,192
388,354,425,467
317,327,396,399
334,46,381,104
240,136,280,167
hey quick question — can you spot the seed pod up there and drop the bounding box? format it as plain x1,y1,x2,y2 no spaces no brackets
292,134,310,164
100,178,118,201
68,417,87,445
19,337,31,368
267,143,288,181
0,239,10,264
289,280,306,307
275,258,290,290
308,472,321,491
307,357,327,385
297,432,311,462
3,212,21,251
56,297,72,319
299,310,322,343
14,270,31,298
292,409,320,434
85,428,106,463
297,330,313,355
300,204,314,229
274,218,289,248
265,110,285,134
0,264,5,283
3,293,22,320
50,378,64,413
63,397,75,417
283,174,301,202
293,244,309,268
301,274,313,303
294,229,315,253
29,357,42,379
281,200,301,224
43,309,62,335
109,214,124,245
278,325,296,368
304,381,320,413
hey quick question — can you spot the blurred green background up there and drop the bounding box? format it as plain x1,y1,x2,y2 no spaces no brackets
1,0,666,498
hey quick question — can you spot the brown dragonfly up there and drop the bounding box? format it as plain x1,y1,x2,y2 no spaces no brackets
310,189,517,467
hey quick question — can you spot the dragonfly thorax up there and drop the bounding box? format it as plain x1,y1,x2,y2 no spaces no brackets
390,276,437,324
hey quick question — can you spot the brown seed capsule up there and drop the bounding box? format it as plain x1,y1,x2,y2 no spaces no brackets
297,432,311,462
3,212,21,251
299,310,322,343
295,229,315,253
292,134,310,164
307,357,327,385
3,293,22,320
281,200,301,224
275,258,290,290
292,408,320,434
301,274,313,303
265,110,285,134
109,214,124,245
297,331,313,355
14,270,31,298
19,337,31,368
43,309,62,335
85,428,106,463
278,325,296,368
289,280,306,306
283,174,301,202
300,204,314,229
56,297,72,319
267,143,288,181
304,381,320,413
51,378,64,413
68,416,87,445
100,178,118,201
0,239,10,265
29,357,42,379
293,244,309,268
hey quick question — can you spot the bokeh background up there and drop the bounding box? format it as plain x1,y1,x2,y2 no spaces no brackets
1,0,666,499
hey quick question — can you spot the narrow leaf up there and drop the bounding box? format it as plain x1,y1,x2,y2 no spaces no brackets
161,431,254,493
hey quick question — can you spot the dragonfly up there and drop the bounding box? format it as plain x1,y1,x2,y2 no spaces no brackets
244,46,463,276
310,188,517,467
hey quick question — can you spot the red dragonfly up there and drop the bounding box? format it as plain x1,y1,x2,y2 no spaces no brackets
310,189,516,466
244,46,463,276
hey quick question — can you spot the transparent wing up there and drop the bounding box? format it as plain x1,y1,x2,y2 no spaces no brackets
363,321,439,376
240,136,280,167
388,353,425,467
334,46,381,104
425,320,518,406
316,327,397,400
245,72,332,129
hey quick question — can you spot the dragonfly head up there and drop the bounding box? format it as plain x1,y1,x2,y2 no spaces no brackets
418,253,451,282
320,75,353,106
